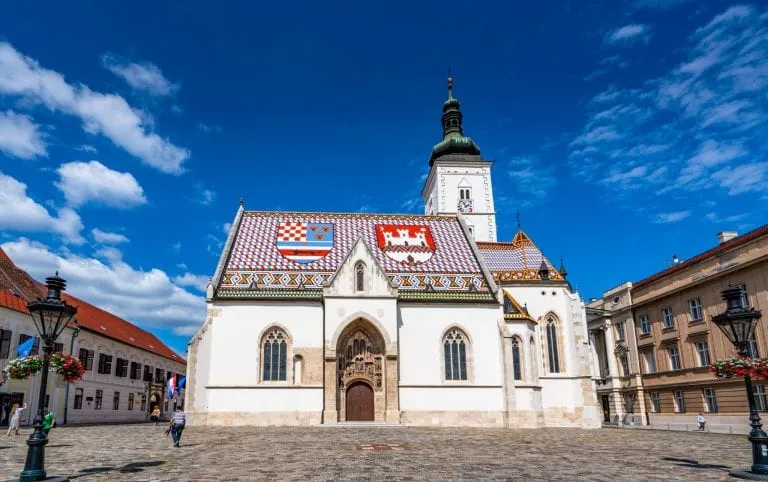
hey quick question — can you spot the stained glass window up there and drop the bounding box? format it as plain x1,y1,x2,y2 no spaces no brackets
262,328,288,381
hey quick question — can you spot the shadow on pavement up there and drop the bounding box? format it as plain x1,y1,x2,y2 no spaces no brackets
662,457,731,471
70,460,165,479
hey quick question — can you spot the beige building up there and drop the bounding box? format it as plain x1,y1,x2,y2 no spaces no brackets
587,282,645,425
0,248,186,426
631,227,768,433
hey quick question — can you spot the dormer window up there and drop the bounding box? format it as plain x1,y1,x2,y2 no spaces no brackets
355,262,365,292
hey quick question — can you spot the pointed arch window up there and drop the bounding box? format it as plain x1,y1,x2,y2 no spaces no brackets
546,316,561,373
512,338,522,381
262,328,288,381
443,328,468,381
355,262,365,292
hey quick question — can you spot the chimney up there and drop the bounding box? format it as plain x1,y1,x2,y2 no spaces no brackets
718,231,738,244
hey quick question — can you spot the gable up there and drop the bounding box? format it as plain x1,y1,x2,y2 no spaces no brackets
477,231,564,283
217,211,495,301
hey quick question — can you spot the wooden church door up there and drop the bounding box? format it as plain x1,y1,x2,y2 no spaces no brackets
346,381,374,421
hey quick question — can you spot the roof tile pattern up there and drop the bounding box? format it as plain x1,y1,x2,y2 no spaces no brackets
476,231,562,282
220,211,490,294
0,247,45,302
0,289,29,314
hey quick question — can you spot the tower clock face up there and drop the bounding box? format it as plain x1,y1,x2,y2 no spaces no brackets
457,200,473,213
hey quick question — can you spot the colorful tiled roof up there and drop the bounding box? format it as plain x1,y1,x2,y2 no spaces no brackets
0,289,30,314
502,290,534,321
61,292,185,365
476,231,563,283
633,224,768,290
218,211,494,299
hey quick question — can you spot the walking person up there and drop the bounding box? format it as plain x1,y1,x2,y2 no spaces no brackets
697,412,706,431
168,405,186,447
6,403,26,436
42,410,56,436
151,406,161,425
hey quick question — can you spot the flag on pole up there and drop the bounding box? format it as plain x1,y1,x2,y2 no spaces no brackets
167,374,177,399
17,337,35,357
177,376,186,392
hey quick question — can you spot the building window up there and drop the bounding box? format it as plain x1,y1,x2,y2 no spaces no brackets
155,368,165,384
95,390,103,410
140,393,147,412
97,354,113,375
116,358,128,377
443,328,469,381
674,390,686,413
615,322,626,341
112,391,120,410
74,388,83,410
130,362,141,380
79,348,94,371
689,297,703,321
262,328,288,382
639,315,651,335
667,345,681,371
662,308,674,329
696,340,711,367
754,385,768,412
0,329,11,359
650,392,661,413
128,393,134,411
749,335,760,358
143,365,154,382
740,284,750,308
355,262,365,292
18,334,40,355
459,187,471,200
643,350,657,374
622,393,635,413
620,355,631,376
466,225,474,238
164,398,169,412
546,316,561,373
53,343,64,354
703,388,718,413
512,338,522,381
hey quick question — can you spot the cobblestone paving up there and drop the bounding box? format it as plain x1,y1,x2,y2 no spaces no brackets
0,424,755,481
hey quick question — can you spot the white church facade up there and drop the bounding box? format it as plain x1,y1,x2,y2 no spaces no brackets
186,78,600,428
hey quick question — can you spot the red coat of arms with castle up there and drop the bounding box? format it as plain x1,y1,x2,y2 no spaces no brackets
375,224,436,265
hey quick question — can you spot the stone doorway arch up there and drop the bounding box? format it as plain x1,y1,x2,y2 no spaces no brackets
324,317,398,423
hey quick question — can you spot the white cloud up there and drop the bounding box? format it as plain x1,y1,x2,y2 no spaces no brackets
2,237,205,334
0,42,189,174
506,157,557,204
171,242,182,253
197,122,222,133
91,228,129,244
0,110,46,159
102,53,179,96
192,184,216,206
172,273,210,293
0,171,83,244
654,211,691,223
571,6,768,212
606,24,652,44
222,222,232,235
55,161,147,208
76,144,97,153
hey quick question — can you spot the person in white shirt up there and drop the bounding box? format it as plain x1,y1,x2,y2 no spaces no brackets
168,405,186,447
6,403,26,436
697,412,706,431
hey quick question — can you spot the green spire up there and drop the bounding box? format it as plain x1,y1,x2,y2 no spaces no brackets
429,75,482,165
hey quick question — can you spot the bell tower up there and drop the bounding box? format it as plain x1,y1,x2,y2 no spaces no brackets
421,76,497,242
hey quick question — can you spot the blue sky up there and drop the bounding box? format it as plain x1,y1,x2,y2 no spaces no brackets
0,1,766,355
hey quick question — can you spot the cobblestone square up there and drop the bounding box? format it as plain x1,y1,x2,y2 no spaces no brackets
0,424,755,480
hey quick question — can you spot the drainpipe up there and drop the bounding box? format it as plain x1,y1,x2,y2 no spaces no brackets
63,323,80,424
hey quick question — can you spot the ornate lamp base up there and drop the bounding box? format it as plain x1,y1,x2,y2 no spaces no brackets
729,469,768,480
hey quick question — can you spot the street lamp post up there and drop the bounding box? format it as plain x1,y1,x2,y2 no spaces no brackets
20,273,77,482
712,285,768,480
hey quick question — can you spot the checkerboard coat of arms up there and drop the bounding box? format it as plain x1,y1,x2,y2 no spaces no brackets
276,221,334,264
375,224,436,265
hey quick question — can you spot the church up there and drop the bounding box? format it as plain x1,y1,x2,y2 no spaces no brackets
186,78,600,428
